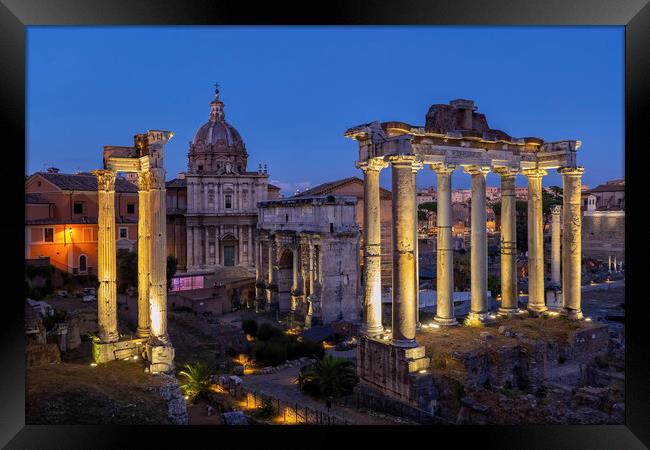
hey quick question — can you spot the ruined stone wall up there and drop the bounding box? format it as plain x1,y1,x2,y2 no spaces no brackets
582,212,624,260
321,235,361,323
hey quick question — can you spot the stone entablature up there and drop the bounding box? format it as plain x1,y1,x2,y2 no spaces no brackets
256,195,361,326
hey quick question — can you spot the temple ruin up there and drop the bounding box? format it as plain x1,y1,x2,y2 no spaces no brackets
92,130,175,374
346,99,586,410
255,195,361,326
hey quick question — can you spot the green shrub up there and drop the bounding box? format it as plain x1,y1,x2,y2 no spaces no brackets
297,354,358,399
178,362,212,403
256,323,285,341
242,319,258,337
287,340,324,360
253,341,287,367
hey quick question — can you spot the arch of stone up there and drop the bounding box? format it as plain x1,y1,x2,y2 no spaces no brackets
255,229,323,327
92,130,175,374
345,100,585,409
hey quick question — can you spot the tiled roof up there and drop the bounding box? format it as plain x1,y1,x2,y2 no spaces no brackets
25,193,51,204
166,178,187,188
35,172,138,193
587,183,625,193
268,184,281,190
296,176,391,199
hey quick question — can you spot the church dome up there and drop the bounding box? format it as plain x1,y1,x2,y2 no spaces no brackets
188,83,249,174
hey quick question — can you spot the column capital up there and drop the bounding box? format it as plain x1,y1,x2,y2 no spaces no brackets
521,168,548,178
558,166,585,177
463,165,490,176
493,166,519,177
137,171,151,191
430,162,456,174
387,154,422,168
92,170,116,191
356,158,388,172
551,204,562,215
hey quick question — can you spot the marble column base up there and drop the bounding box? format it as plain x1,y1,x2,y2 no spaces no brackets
527,305,549,317
433,316,458,326
497,307,519,318
136,327,151,339
560,308,584,320
391,338,419,348
465,311,494,327
361,324,385,337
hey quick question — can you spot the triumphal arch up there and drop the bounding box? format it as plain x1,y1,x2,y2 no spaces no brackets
92,130,175,374
346,99,585,409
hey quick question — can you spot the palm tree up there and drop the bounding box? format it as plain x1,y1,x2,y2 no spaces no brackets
178,362,211,403
297,354,359,399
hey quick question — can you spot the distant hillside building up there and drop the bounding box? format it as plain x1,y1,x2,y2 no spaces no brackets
25,170,139,274
582,179,625,262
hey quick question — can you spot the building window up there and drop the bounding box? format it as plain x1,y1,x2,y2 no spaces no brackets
73,202,83,214
79,255,87,273
44,227,54,242
127,203,135,214
198,165,203,171
119,227,128,239
225,194,232,209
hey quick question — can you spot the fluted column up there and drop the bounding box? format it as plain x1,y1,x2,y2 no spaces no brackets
523,168,548,315
136,171,151,338
94,170,119,343
433,164,457,325
149,167,169,343
412,166,422,329
465,165,491,325
187,226,194,269
389,155,421,347
560,167,584,319
551,205,562,285
495,168,519,317
267,236,278,311
356,158,388,337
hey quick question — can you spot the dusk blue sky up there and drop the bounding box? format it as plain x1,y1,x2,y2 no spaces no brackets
27,27,623,195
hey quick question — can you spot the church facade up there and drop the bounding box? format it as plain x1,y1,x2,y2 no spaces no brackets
167,85,280,276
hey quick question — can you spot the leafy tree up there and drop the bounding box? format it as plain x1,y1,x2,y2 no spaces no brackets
488,275,501,297
417,210,428,221
297,354,359,399
166,255,178,290
256,323,286,342
178,362,212,403
116,249,138,294
418,201,437,213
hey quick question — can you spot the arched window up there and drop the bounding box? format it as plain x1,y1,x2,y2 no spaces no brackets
79,254,87,273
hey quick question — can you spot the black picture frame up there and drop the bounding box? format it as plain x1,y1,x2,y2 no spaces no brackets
1,0,647,448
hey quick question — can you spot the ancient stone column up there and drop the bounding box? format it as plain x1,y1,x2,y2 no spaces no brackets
523,168,548,315
136,171,151,338
560,167,584,319
551,205,562,285
267,236,278,311
305,242,315,327
465,165,491,325
389,155,421,347
413,166,421,329
93,169,119,343
290,246,300,315
495,168,519,317
356,158,388,337
149,167,169,342
433,164,457,326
